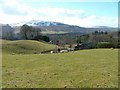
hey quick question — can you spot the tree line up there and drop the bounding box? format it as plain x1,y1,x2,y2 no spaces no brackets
48,30,119,46
2,24,50,42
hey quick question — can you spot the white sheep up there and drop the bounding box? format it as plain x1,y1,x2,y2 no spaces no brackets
50,51,54,53
60,50,68,53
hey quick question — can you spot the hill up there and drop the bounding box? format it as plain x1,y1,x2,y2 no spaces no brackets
2,40,57,54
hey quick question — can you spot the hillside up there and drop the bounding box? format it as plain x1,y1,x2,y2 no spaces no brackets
2,40,57,54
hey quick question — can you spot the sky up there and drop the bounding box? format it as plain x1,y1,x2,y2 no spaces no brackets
0,0,119,27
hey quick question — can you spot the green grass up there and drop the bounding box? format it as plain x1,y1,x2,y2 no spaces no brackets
2,49,118,88
2,40,57,54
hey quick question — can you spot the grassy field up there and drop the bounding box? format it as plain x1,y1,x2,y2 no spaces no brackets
2,40,57,54
2,49,118,88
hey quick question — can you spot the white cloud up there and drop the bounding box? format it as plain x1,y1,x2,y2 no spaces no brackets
0,0,118,27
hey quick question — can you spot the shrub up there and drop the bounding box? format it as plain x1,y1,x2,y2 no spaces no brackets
88,42,120,49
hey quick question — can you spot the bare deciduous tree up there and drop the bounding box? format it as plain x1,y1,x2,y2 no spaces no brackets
20,24,41,40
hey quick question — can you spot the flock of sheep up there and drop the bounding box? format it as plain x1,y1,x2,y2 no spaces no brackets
11,48,75,55
41,48,74,54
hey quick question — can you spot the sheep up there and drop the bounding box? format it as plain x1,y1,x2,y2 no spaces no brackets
60,50,68,53
50,51,54,53
67,48,74,51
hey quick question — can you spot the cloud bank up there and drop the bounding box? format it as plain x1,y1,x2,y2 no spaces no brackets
0,0,118,27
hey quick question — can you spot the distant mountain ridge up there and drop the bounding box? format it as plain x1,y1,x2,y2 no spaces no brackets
11,20,117,28
10,20,71,27
0,24,14,34
2,20,118,34
93,26,117,28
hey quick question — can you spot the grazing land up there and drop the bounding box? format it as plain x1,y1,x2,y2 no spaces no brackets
1,1,119,89
2,47,118,88
2,40,57,54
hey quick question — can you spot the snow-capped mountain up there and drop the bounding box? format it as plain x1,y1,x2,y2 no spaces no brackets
10,20,69,27
9,20,117,34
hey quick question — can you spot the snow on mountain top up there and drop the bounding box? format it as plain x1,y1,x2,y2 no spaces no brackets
10,20,66,27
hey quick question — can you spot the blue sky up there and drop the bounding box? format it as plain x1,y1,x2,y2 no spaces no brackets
27,2,118,17
0,0,118,27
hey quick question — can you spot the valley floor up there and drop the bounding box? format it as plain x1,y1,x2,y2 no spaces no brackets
2,49,118,88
